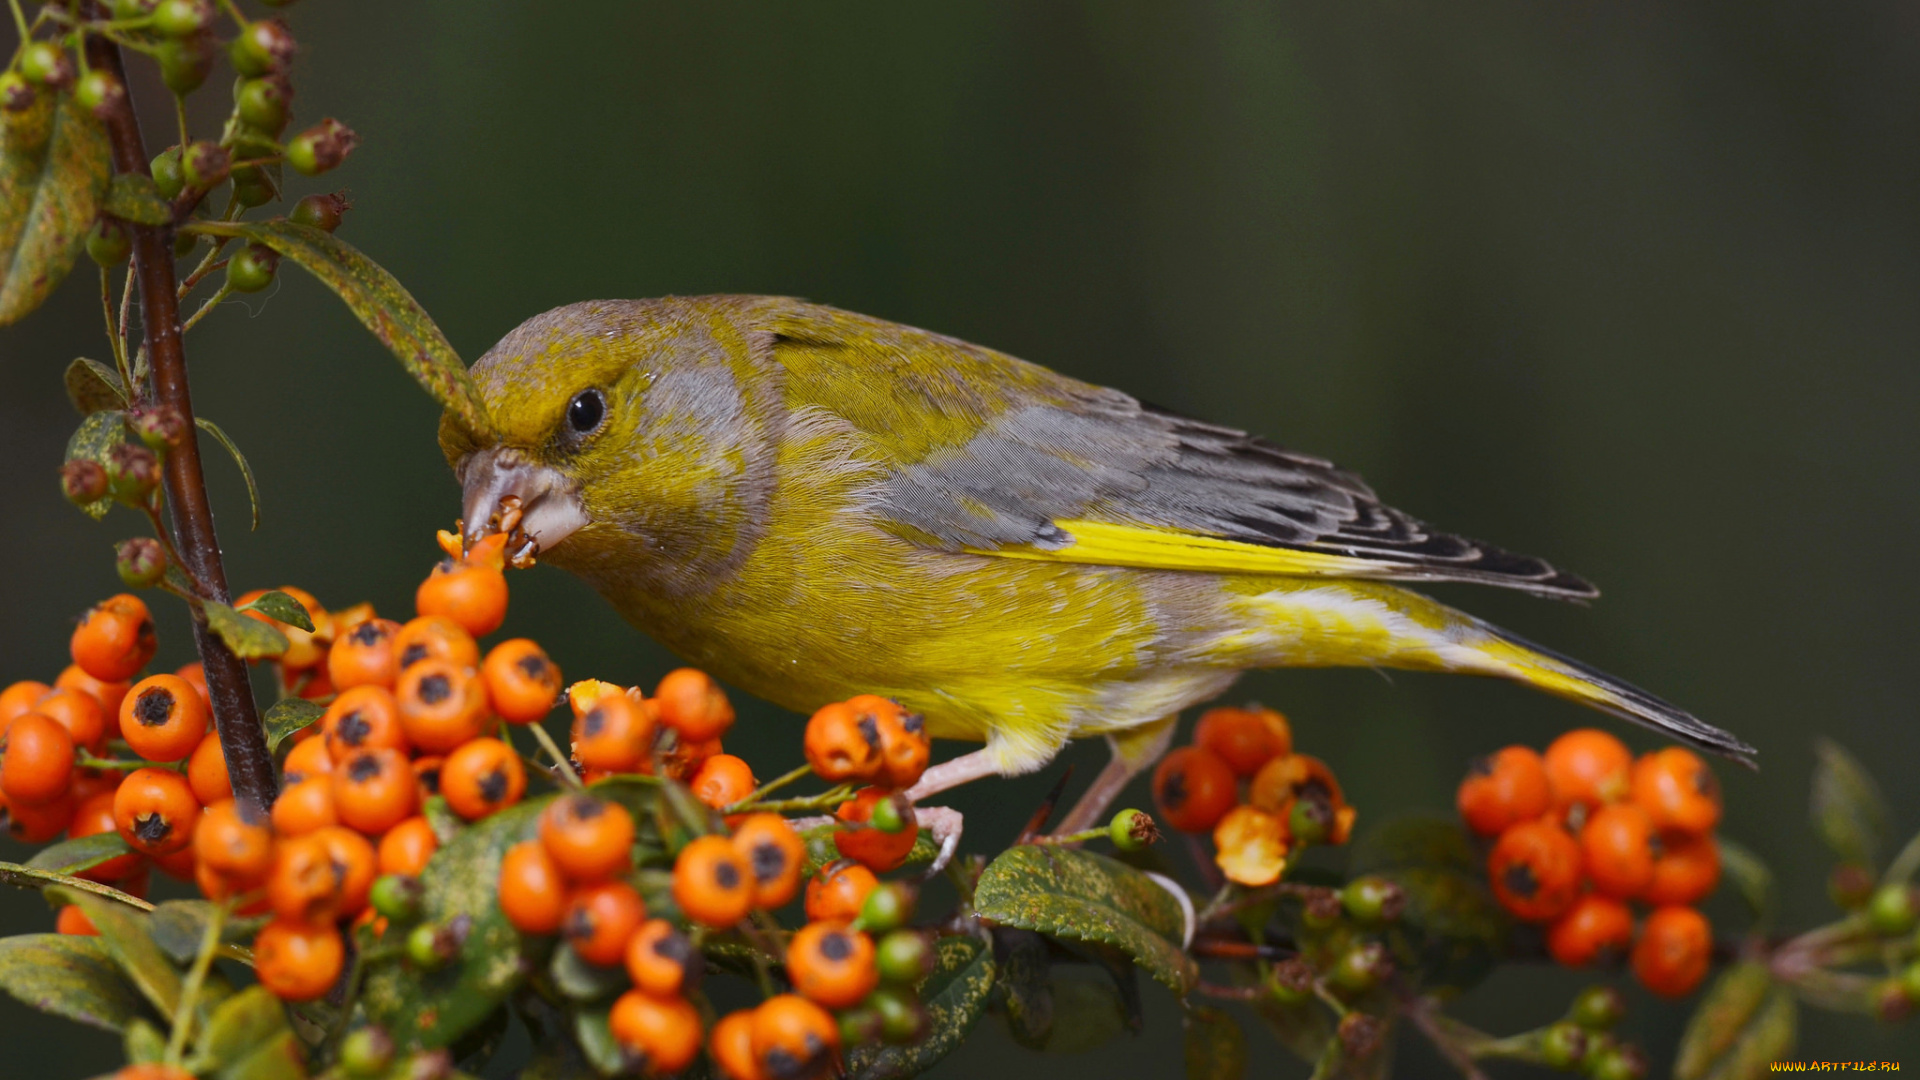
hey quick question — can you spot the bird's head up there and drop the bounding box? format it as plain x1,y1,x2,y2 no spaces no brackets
440,298,784,597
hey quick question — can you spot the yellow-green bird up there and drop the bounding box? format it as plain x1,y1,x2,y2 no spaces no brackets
443,295,1753,830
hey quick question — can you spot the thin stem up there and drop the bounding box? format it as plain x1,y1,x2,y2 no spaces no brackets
174,95,189,150
180,282,234,334
730,784,857,816
98,267,130,389
1034,827,1106,846
214,0,247,26
1404,999,1493,1080
164,900,227,1064
76,750,155,772
8,0,28,41
1884,827,1920,886
117,265,136,375
524,722,582,788
727,764,811,812
324,927,375,1053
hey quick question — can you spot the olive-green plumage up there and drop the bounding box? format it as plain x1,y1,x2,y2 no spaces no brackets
442,296,1752,791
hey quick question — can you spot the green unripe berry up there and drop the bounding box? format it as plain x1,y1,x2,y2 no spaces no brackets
1568,985,1626,1031
1586,1043,1647,1080
865,986,928,1045
151,147,186,200
1288,795,1332,847
235,77,291,134
61,460,109,506
338,1026,395,1078
1108,808,1159,851
1329,940,1390,995
1829,863,1875,910
174,230,201,259
838,1006,883,1047
74,71,127,119
1300,888,1343,931
1540,1021,1589,1071
227,243,279,293
869,792,908,833
1874,978,1916,1022
157,34,214,95
128,405,188,451
1869,884,1918,936
1340,876,1406,925
0,71,34,114
858,880,916,933
370,874,423,923
1903,961,1920,1003
875,930,935,985
105,443,161,506
290,192,348,232
152,0,212,38
110,0,159,16
87,218,133,267
115,538,168,589
230,20,296,77
1267,957,1314,1006
181,140,230,189
406,923,453,970
286,117,359,176
231,166,274,209
18,43,73,88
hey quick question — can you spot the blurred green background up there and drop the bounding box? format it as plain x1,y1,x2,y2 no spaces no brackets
5,1,1919,1075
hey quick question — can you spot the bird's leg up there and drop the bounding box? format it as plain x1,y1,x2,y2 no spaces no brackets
903,747,1003,803
1053,715,1177,836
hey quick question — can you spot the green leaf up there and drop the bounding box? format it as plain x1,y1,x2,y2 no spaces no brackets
220,1029,308,1080
65,357,128,414
571,1006,627,1077
1032,969,1129,1054
147,900,253,965
125,1016,167,1062
1810,739,1887,868
849,935,995,1080
103,173,172,226
182,219,491,438
1675,962,1798,1080
1348,816,1511,992
1183,1005,1247,1080
973,846,1196,992
196,417,262,531
361,798,546,1050
47,887,183,1016
548,944,628,1002
65,409,128,520
195,986,289,1075
262,698,325,755
25,831,131,875
1718,837,1776,932
0,92,112,326
0,932,151,1032
991,928,1053,1049
204,599,290,660
238,589,313,632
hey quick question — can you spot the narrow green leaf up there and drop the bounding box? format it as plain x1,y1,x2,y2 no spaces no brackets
0,862,154,909
548,944,628,1002
65,409,128,520
220,1028,307,1080
46,887,182,1017
25,831,131,875
849,935,995,1080
182,219,491,438
238,589,313,633
65,357,127,414
103,173,172,226
204,599,290,660
0,93,112,325
195,987,290,1075
1810,739,1887,868
195,416,262,531
571,1006,627,1077
973,845,1196,992
148,900,238,965
1183,1005,1247,1080
262,698,325,755
125,1016,167,1062
0,933,150,1032
1718,838,1775,932
1675,962,1797,1080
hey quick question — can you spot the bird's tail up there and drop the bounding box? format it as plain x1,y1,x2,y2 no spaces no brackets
1230,581,1757,767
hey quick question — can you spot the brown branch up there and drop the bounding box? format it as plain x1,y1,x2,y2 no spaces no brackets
84,29,278,816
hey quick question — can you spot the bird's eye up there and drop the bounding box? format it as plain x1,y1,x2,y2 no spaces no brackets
566,389,605,434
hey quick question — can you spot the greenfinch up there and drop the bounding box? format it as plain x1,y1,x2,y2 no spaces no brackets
443,296,1752,828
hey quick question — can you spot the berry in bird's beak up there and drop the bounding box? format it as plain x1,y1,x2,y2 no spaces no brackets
458,448,589,565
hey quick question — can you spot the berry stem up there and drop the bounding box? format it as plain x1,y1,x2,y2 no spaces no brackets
74,750,154,772
1032,827,1106,846
83,26,279,818
521,721,582,789
726,763,811,812
729,783,857,816
164,898,228,1064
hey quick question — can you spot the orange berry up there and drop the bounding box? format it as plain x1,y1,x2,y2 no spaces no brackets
608,988,703,1074
1,713,75,805
673,834,755,927
1456,746,1553,837
625,918,699,997
71,594,157,683
253,919,345,1001
332,749,417,835
1630,748,1721,835
114,1067,197,1080
1213,804,1288,887
730,813,805,908
377,815,439,876
312,825,377,918
571,693,655,773
321,686,409,763
1152,746,1237,833
749,994,839,1080
440,737,525,820
660,734,722,783
1194,704,1293,776
787,921,878,1008
173,662,210,712
565,880,647,966
803,701,883,783
187,732,232,805
709,1009,766,1080
6,789,75,842
327,617,402,691
833,787,919,872
39,684,111,751
416,556,509,638
392,615,479,672
118,675,209,763
268,833,345,924
1546,893,1635,967
1643,831,1721,906
55,665,131,724
193,799,275,884
69,767,123,805
654,668,733,742
149,845,196,882
1580,803,1657,899
272,777,339,836
1487,819,1583,923
282,735,334,785
481,639,562,724
69,790,143,882
540,794,635,883
1543,729,1632,811
804,861,877,924
1247,753,1356,844
395,660,490,753
691,753,756,811
0,680,53,728
499,839,569,934
57,905,99,936
1631,905,1712,997
857,695,931,789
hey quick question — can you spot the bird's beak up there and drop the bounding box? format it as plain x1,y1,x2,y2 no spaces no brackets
458,447,590,566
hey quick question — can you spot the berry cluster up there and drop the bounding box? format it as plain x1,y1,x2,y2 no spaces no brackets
1148,704,1356,885
1458,729,1723,997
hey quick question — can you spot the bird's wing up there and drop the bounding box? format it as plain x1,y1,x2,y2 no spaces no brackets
766,305,1596,600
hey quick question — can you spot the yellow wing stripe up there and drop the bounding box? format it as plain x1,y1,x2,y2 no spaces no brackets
967,519,1398,579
